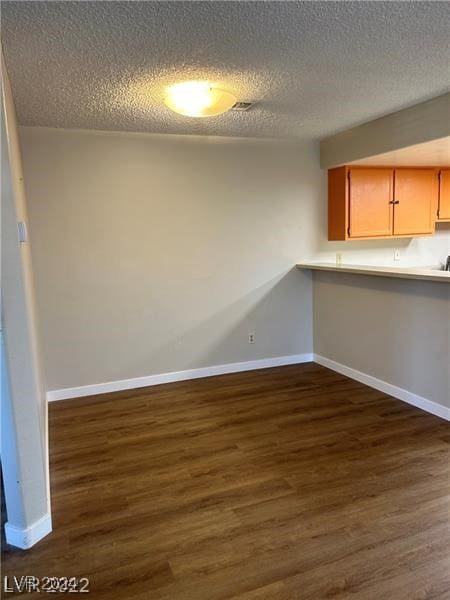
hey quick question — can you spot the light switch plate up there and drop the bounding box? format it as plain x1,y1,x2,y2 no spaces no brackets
17,221,28,243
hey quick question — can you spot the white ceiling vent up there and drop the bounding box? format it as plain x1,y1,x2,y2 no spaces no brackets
231,102,255,112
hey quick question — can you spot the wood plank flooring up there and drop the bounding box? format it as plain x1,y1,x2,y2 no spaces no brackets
2,363,449,599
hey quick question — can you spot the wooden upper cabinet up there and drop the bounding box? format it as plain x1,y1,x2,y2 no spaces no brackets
348,168,393,238
393,169,435,235
437,169,450,221
328,165,440,240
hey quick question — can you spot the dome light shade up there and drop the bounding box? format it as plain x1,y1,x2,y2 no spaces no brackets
164,81,236,117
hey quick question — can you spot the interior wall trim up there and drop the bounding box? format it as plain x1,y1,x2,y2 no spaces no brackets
47,353,314,402
5,513,52,550
314,354,450,421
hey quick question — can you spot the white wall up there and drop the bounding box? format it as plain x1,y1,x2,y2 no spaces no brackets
20,127,323,392
1,56,51,547
313,225,450,268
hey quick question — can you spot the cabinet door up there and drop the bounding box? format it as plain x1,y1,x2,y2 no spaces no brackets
393,169,435,235
438,169,450,220
348,168,393,238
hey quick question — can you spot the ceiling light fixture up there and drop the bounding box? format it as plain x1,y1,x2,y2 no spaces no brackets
164,81,236,118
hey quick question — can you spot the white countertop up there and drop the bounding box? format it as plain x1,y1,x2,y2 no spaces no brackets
297,262,450,283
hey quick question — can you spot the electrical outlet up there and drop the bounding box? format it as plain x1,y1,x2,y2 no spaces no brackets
248,332,255,344
394,250,400,262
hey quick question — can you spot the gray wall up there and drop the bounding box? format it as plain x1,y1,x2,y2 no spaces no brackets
1,55,50,540
313,271,450,407
20,127,324,391
19,126,449,406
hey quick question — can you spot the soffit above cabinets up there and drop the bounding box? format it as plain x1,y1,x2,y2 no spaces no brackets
351,137,450,167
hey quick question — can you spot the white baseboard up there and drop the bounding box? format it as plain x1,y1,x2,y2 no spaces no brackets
47,353,314,402
314,354,450,421
5,513,52,549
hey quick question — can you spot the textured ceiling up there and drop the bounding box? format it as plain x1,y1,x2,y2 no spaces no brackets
2,1,450,140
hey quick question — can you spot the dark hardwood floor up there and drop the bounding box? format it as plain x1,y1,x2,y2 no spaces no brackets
2,363,449,599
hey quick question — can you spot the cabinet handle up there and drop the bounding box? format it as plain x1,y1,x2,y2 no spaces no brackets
389,200,400,204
